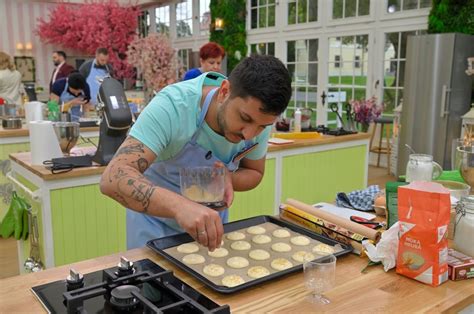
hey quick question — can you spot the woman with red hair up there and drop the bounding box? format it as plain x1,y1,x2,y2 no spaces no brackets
183,42,225,80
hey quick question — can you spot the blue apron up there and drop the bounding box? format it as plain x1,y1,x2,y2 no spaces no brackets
60,81,83,122
87,61,108,106
126,88,254,249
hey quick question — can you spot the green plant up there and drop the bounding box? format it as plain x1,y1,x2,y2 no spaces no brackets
428,0,474,34
210,0,247,73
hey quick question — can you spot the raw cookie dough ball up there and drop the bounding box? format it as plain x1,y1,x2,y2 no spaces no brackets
252,234,272,244
203,264,225,277
182,254,205,265
177,243,199,253
208,247,229,258
271,242,292,252
271,258,293,271
292,251,315,262
249,249,270,261
226,231,246,241
231,240,251,251
226,256,250,269
272,228,291,238
312,243,335,255
247,266,270,279
222,275,245,287
247,226,266,235
290,236,311,246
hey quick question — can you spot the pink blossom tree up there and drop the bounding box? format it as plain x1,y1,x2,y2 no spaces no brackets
36,1,140,80
127,33,179,94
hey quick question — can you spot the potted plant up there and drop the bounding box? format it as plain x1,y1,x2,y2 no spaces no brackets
350,96,383,132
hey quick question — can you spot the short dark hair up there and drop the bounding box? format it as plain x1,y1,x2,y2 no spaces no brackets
54,51,67,59
200,42,225,60
67,72,86,90
228,54,291,116
96,47,108,55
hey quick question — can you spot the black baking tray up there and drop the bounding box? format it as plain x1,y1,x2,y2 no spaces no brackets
146,215,352,294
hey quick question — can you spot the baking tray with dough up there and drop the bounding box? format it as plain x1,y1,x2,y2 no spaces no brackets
147,215,352,293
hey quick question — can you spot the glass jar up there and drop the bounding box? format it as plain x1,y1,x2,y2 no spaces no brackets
454,196,474,256
405,154,443,182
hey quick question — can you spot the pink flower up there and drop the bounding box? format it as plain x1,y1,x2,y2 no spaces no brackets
350,96,383,125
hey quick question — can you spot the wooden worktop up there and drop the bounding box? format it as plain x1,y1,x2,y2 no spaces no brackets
0,125,99,138
9,133,370,181
0,247,472,313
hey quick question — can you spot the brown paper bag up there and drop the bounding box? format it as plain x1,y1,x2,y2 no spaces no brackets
396,182,451,287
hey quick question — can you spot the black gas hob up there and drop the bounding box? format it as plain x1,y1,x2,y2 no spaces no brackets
31,257,230,314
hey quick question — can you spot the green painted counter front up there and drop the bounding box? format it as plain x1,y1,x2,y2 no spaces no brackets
281,145,367,204
230,158,276,221
50,185,126,266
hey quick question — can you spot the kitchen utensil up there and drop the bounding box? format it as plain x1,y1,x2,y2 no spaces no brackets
330,103,346,129
24,207,43,273
60,112,71,122
457,146,474,188
405,154,443,182
349,216,384,229
2,117,22,129
147,215,352,294
52,121,80,154
303,254,336,304
344,104,356,132
179,166,226,209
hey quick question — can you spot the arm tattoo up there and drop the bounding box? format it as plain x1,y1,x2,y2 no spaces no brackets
114,143,145,157
117,177,155,212
134,158,149,173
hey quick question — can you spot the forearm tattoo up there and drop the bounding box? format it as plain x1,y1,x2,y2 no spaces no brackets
114,142,145,157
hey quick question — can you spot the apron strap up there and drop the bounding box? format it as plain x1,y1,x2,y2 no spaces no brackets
190,87,218,144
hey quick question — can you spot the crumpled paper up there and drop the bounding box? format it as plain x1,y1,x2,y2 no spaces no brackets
362,222,399,272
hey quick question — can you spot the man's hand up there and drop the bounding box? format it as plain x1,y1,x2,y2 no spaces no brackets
174,203,224,251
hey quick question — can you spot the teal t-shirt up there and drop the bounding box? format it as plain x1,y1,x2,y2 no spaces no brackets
129,72,271,164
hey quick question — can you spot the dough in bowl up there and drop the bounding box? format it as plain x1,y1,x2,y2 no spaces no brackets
226,231,246,241
176,243,199,253
290,235,311,246
208,247,229,258
226,256,250,269
182,254,205,265
231,240,251,251
272,228,291,238
249,249,270,261
292,251,315,262
222,275,245,287
271,258,293,270
252,234,272,244
247,266,270,279
247,226,266,235
271,242,292,252
203,264,225,277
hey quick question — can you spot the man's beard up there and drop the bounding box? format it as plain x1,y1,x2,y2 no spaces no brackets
216,100,244,143
53,61,60,66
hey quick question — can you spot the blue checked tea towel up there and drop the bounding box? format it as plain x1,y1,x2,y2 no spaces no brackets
336,185,380,211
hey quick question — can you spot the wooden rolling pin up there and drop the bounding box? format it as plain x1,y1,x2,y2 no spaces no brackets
286,198,381,242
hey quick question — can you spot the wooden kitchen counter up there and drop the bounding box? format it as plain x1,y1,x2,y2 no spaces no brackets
0,247,472,313
9,133,370,181
0,125,99,138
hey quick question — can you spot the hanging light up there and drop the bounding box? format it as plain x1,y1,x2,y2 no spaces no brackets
215,18,224,31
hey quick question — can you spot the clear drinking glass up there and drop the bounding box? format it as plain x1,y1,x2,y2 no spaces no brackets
303,254,336,305
179,166,226,209
452,138,466,170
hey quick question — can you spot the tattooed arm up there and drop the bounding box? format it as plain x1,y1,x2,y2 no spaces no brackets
100,136,223,250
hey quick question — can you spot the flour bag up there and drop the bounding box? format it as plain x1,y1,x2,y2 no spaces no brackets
396,181,451,286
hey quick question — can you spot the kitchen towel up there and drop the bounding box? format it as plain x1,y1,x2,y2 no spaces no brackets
29,121,63,165
336,185,381,211
24,102,44,126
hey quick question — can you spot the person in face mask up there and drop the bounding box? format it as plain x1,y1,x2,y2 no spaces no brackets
49,51,75,92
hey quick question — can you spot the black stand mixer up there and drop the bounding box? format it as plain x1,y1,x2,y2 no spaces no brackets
93,78,133,165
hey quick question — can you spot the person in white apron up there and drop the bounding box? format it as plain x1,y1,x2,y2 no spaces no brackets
100,55,292,251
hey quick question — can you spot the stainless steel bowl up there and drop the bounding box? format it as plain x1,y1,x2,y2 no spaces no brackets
52,122,80,154
2,117,23,129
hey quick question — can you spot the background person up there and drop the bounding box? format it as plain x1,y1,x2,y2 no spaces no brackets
183,42,225,81
50,72,91,121
49,51,75,92
0,51,24,106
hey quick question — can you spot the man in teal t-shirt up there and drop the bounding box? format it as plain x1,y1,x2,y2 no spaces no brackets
100,55,292,251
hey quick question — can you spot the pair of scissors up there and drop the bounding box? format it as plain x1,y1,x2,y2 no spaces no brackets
350,216,385,229
330,103,345,127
